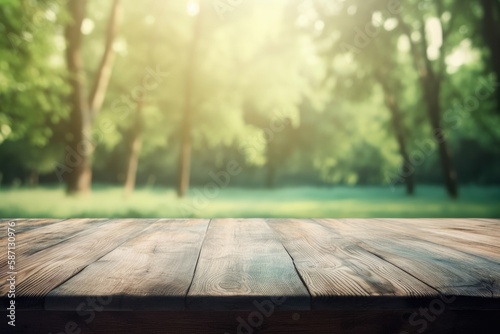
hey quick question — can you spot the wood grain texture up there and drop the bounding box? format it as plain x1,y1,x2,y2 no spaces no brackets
316,219,500,302
1,219,102,294
266,219,438,309
45,219,210,311
186,218,310,310
372,218,500,261
0,219,64,237
2,218,499,316
382,218,500,244
0,219,109,274
474,218,500,224
0,219,154,308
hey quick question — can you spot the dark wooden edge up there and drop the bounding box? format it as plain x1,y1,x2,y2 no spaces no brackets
2,295,500,312
2,310,500,334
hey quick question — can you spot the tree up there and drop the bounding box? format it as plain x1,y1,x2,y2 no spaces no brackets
398,1,459,198
310,0,416,194
0,0,69,185
123,97,143,196
375,71,415,195
478,0,500,113
176,3,205,197
64,0,121,195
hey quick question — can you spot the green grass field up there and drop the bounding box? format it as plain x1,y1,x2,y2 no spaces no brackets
0,185,499,218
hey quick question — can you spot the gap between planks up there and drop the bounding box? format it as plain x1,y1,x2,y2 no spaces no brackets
184,218,212,309
321,219,500,299
266,218,441,310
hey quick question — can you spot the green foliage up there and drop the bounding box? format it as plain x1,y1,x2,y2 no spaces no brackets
1,0,500,193
0,0,69,174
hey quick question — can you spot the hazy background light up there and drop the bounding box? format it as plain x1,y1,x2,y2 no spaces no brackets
81,18,95,35
187,0,200,17
145,15,155,25
446,39,479,74
425,17,443,61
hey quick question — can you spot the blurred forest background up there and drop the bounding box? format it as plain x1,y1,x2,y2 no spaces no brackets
0,0,500,218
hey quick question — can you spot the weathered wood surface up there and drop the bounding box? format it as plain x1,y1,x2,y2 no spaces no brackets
0,219,109,272
0,218,65,237
266,219,439,309
46,219,209,311
372,218,500,261
186,219,310,310
0,218,499,312
0,219,154,307
317,219,500,301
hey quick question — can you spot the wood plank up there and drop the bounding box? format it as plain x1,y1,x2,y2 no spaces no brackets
0,219,110,273
2,217,499,316
0,219,154,308
316,219,500,302
0,219,64,237
186,218,310,310
266,219,438,309
45,219,210,311
372,218,500,261
418,218,500,243
473,218,500,224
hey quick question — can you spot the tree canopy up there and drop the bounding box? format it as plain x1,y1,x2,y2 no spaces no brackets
1,0,499,197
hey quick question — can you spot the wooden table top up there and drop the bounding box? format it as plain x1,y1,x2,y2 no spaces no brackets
1,218,499,311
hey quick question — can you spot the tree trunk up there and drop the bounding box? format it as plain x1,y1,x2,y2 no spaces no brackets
124,99,143,197
177,9,204,198
375,69,415,195
64,0,92,195
480,0,500,112
398,15,459,198
384,95,415,195
425,83,459,198
88,0,122,118
265,141,277,189
177,122,192,197
64,0,121,195
29,170,39,187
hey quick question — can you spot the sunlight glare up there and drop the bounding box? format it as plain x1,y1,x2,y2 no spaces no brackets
426,17,442,61
446,39,478,73
81,18,95,35
187,1,200,17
